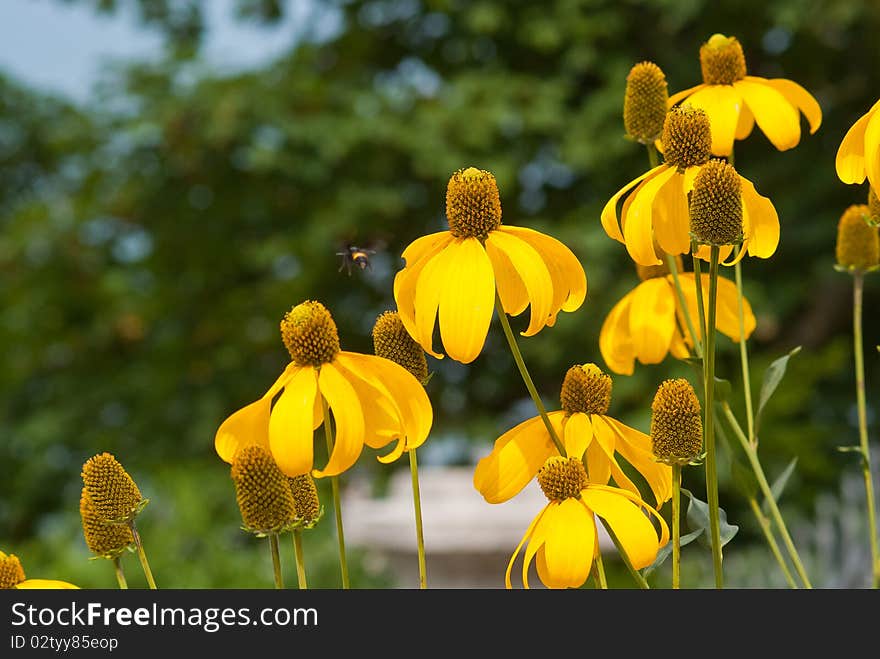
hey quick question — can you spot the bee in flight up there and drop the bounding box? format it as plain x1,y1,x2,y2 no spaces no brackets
337,244,376,276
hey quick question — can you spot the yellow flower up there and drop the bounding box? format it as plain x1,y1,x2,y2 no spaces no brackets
599,258,756,375
474,364,672,508
837,99,880,192
0,551,79,590
505,456,669,589
215,300,433,478
602,106,779,266
669,33,821,156
394,167,587,364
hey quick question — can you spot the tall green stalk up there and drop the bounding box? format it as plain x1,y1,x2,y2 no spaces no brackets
321,396,350,589
113,557,128,590
269,533,283,589
734,261,756,446
747,497,798,589
672,464,682,589
704,246,724,588
129,522,157,589
593,550,608,589
292,530,308,590
409,448,428,589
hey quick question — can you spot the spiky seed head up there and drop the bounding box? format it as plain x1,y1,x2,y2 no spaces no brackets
689,159,743,246
700,33,747,85
537,456,587,501
231,445,298,535
79,488,135,559
81,453,144,524
289,474,321,527
280,300,340,366
835,204,880,272
372,310,429,384
0,552,26,589
446,167,502,239
650,379,703,465
661,105,712,170
624,61,669,144
560,363,612,416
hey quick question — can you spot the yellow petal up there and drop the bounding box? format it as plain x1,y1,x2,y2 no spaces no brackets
760,77,821,134
312,363,365,478
400,230,453,266
586,435,611,486
604,417,672,506
581,486,662,570
836,108,872,185
214,365,298,463
624,166,678,265
473,411,563,504
412,243,451,359
629,277,677,365
714,274,757,341
590,415,642,498
15,579,79,589
599,291,636,376
735,102,755,140
653,169,691,256
436,237,495,364
734,78,801,151
484,237,529,317
563,412,592,459
863,108,880,195
330,357,399,449
539,498,595,589
601,166,666,243
667,82,706,108
741,176,779,259
499,225,587,314
268,367,318,477
485,230,553,336
505,505,547,589
685,84,743,157
522,504,553,589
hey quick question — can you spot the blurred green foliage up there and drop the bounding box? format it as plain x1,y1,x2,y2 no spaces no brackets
3,0,880,588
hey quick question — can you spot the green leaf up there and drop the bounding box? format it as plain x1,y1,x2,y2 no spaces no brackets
761,458,798,516
643,528,703,576
681,488,739,548
755,346,802,435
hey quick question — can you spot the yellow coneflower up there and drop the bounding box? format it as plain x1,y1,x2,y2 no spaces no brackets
393,167,587,364
474,363,672,508
835,204,879,273
669,33,821,156
80,487,135,559
836,99,880,192
505,456,668,589
650,379,704,466
289,475,321,528
602,105,779,266
81,452,145,524
214,300,433,478
599,256,756,375
1,550,79,589
624,61,669,145
231,445,299,536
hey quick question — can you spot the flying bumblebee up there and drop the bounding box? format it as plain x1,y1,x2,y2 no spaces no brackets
337,244,376,276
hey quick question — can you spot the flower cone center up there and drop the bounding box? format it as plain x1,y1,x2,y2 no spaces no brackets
280,300,340,366
560,363,612,415
538,456,587,501
700,34,747,85
650,378,703,465
231,445,298,534
289,474,321,525
836,204,880,271
624,61,669,144
661,105,712,170
372,310,428,384
689,159,743,246
81,453,144,523
0,554,25,589
446,167,502,239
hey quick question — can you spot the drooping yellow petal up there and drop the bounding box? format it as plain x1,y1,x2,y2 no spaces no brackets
863,109,880,195
599,290,636,376
581,486,663,570
521,505,552,589
400,230,453,267
563,411,592,459
505,505,547,589
836,108,873,185
268,367,318,477
760,77,821,134
485,230,553,336
601,165,667,243
734,78,801,151
740,177,779,259
624,166,679,265
312,363,365,478
589,415,640,497
437,237,496,364
331,357,399,449
629,277,677,364
586,435,611,486
735,102,755,139
538,498,595,589
499,225,588,314
667,82,706,108
473,411,564,504
484,237,529,317
669,325,691,358
714,274,757,342
214,364,299,463
14,580,79,590
653,166,692,256
603,417,672,506
411,243,451,359
686,84,743,157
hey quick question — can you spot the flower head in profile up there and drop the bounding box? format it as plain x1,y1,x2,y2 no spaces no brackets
393,167,587,364
81,452,147,525
602,106,779,266
650,378,704,466
624,61,669,144
474,363,672,508
505,455,668,589
80,488,135,560
669,33,821,156
600,256,756,375
838,100,880,194
835,204,880,274
0,551,79,590
215,300,433,478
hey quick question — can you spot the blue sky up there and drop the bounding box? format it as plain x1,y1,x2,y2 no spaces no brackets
0,0,316,103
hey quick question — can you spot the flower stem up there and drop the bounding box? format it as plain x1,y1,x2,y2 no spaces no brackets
666,254,703,358
113,557,128,590
601,520,650,589
747,496,798,589
853,272,880,587
646,142,660,168
704,245,724,588
409,448,428,589
672,464,681,589
129,522,157,589
593,550,608,589
721,401,812,588
494,292,566,457
269,533,283,589
734,260,756,447
321,396,350,589
292,530,308,590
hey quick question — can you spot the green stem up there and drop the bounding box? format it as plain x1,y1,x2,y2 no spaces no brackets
292,530,308,590
113,557,128,590
269,533,283,589
646,142,660,168
704,246,724,588
409,448,428,589
734,260,756,447
593,549,608,589
853,272,880,587
666,253,703,358
721,402,812,588
321,396,350,589
129,522,157,589
494,292,566,457
747,497,798,589
601,520,650,589
672,464,681,589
